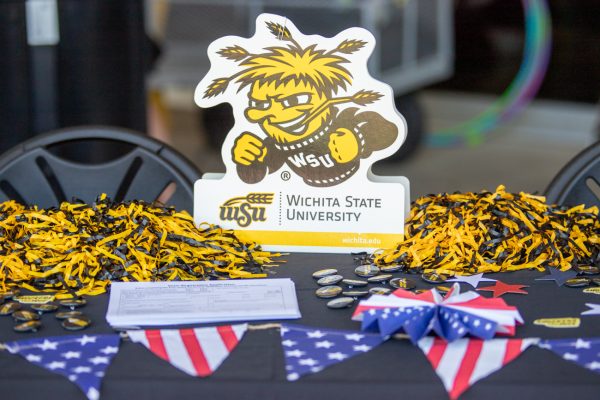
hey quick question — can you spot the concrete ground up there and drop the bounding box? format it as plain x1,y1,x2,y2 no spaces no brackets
162,90,598,201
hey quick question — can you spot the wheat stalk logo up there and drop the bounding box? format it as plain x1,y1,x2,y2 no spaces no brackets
203,20,373,100
222,193,274,207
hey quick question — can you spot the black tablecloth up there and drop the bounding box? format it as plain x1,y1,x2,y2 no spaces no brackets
1,253,599,399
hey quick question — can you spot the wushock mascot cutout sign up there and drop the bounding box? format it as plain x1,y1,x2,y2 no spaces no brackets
194,14,410,253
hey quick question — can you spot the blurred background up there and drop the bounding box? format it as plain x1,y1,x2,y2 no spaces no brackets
0,0,598,200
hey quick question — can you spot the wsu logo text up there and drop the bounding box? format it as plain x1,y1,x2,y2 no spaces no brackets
219,193,274,227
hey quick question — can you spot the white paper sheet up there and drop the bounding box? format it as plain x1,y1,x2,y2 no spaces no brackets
106,279,301,328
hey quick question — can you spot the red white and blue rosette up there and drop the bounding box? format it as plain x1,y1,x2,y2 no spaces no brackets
352,283,523,343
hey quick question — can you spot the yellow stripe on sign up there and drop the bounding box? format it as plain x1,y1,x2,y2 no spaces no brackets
235,230,403,249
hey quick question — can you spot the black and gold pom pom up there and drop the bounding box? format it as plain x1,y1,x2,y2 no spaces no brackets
372,185,599,275
0,195,280,298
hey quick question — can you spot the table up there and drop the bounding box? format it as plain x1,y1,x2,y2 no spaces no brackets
1,253,599,399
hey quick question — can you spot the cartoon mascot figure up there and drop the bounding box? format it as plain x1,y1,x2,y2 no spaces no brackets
203,21,399,187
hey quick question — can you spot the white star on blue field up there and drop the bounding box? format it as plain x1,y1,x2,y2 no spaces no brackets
7,334,120,400
280,324,384,381
538,338,600,374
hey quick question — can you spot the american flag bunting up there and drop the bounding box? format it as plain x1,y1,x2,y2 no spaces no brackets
280,324,384,381
418,336,537,399
6,334,121,400
127,324,247,377
538,338,600,375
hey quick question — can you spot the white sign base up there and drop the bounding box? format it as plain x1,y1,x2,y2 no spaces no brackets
194,171,409,253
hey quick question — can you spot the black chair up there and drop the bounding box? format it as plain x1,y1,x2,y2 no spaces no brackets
0,126,201,212
545,140,600,208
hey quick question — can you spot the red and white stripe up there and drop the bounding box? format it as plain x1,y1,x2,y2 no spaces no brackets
128,324,247,377
418,337,537,399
